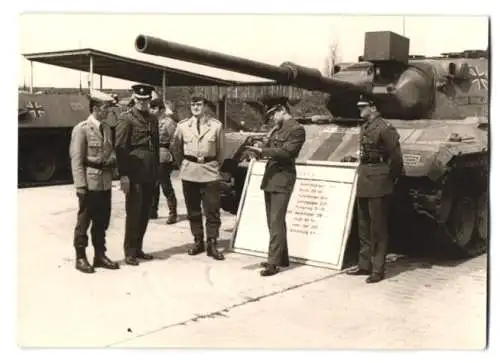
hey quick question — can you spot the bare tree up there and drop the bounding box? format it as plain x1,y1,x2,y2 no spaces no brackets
323,38,341,77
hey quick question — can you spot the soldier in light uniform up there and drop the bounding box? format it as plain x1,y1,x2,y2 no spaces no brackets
115,84,160,266
346,96,404,283
245,96,306,277
170,93,225,260
150,99,178,224
70,90,120,274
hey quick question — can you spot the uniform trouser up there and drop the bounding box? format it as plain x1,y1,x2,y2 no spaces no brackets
264,191,292,266
124,182,155,257
151,163,177,215
357,195,390,275
182,180,221,240
73,190,112,253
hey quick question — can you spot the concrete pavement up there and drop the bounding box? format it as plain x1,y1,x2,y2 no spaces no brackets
17,176,487,349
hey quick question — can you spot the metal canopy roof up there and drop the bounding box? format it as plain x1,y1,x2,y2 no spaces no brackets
23,48,235,87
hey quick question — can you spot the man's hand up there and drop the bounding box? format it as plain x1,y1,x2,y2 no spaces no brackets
76,187,87,197
243,145,263,160
245,145,262,152
120,176,130,194
244,145,263,155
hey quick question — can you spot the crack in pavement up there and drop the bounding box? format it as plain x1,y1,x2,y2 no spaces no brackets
105,269,345,347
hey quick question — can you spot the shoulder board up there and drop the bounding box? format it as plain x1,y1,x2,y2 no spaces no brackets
209,117,222,126
178,117,191,125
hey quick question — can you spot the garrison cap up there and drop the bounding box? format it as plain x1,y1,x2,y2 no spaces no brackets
262,96,290,116
88,89,115,105
131,84,155,100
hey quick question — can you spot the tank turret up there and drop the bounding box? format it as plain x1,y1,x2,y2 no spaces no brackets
135,31,482,120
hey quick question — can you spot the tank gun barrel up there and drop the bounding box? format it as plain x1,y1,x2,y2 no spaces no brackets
135,34,363,95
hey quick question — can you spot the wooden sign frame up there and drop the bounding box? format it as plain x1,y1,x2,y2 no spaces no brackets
229,159,359,270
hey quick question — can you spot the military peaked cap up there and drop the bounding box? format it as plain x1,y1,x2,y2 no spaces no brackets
262,96,290,116
357,94,375,107
88,89,115,105
131,84,155,99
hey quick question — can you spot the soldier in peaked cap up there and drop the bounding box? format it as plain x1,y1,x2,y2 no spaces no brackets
346,94,404,283
115,84,160,266
245,95,306,277
70,89,120,274
170,92,225,260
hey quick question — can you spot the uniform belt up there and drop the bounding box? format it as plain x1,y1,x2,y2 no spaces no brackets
360,157,388,165
85,160,105,170
131,145,151,151
184,155,216,163
160,143,170,148
84,160,115,170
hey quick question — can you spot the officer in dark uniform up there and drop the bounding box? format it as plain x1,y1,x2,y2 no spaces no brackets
346,95,404,283
115,84,160,266
245,96,306,277
170,93,225,260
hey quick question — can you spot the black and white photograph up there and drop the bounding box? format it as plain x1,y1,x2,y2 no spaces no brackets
11,3,494,357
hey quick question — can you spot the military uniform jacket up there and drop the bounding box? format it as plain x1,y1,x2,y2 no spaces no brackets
171,115,224,183
260,119,306,193
158,115,177,164
115,107,160,183
69,115,116,191
357,115,404,198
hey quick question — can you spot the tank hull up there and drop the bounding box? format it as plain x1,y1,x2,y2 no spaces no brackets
219,117,489,257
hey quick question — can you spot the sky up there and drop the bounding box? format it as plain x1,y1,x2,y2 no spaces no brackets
19,14,489,90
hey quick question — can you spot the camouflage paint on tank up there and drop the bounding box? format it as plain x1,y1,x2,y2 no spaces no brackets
297,116,487,178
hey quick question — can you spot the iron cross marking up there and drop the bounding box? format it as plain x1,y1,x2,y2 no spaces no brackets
25,101,45,119
469,66,488,90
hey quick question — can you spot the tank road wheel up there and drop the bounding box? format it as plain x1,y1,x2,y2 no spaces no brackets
447,196,476,255
25,148,57,182
475,193,488,241
467,192,488,256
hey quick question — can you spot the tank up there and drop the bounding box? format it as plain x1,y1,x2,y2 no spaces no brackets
18,91,123,183
135,31,489,257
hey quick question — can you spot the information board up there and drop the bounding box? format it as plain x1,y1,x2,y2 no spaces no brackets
230,160,358,270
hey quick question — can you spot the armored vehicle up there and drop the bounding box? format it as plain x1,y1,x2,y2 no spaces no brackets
135,31,489,257
18,91,124,183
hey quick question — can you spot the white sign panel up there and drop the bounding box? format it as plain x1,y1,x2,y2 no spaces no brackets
230,160,358,270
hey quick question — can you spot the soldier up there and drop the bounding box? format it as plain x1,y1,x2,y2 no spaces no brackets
245,96,306,277
170,93,225,260
69,89,120,274
346,96,404,283
150,98,179,224
115,84,160,266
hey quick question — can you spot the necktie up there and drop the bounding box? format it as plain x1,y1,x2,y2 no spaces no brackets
99,124,104,137
197,119,200,134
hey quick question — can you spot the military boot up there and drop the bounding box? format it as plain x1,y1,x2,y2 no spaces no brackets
75,248,95,274
93,251,120,270
166,213,178,225
207,238,225,261
188,236,205,256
